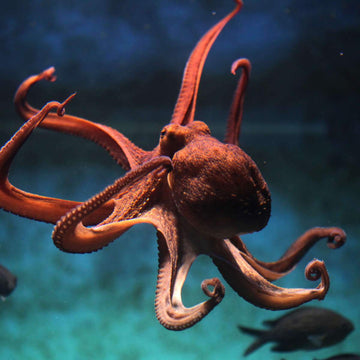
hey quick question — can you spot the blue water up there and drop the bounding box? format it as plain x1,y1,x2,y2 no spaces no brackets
0,123,359,359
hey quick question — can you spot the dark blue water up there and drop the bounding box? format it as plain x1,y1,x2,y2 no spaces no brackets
0,1,359,359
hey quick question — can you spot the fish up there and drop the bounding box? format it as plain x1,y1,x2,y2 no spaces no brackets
313,354,360,360
0,264,17,298
238,306,354,356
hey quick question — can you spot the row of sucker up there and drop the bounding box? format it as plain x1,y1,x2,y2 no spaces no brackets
52,156,171,250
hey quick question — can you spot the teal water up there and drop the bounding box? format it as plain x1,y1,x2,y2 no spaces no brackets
0,0,358,357
0,121,358,359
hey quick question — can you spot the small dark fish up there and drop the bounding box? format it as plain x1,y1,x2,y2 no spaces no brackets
0,264,17,298
314,354,360,360
238,306,354,356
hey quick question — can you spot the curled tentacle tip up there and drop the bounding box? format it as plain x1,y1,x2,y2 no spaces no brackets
304,259,330,299
201,277,225,302
57,93,77,116
230,58,251,75
41,67,57,82
305,259,326,281
327,228,347,249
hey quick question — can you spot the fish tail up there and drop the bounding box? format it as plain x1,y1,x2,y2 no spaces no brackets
237,325,267,356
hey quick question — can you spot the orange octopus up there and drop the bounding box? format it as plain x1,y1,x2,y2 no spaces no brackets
0,0,345,330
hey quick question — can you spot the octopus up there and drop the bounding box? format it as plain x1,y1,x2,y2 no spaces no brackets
0,0,346,330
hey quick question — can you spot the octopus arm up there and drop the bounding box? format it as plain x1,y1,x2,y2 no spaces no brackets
170,0,243,125
228,227,346,281
226,236,291,281
154,211,225,330
0,95,111,224
212,239,329,310
273,227,346,264
225,58,251,146
51,156,172,253
14,67,148,169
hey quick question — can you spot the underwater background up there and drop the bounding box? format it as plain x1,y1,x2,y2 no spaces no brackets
0,0,359,359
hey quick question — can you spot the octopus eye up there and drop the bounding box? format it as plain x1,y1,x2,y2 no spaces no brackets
159,127,187,157
160,129,167,139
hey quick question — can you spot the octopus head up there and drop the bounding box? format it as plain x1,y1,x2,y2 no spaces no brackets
160,121,271,238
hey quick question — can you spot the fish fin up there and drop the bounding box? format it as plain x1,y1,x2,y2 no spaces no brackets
307,335,325,347
243,338,267,356
237,325,265,337
262,319,278,327
237,325,267,356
